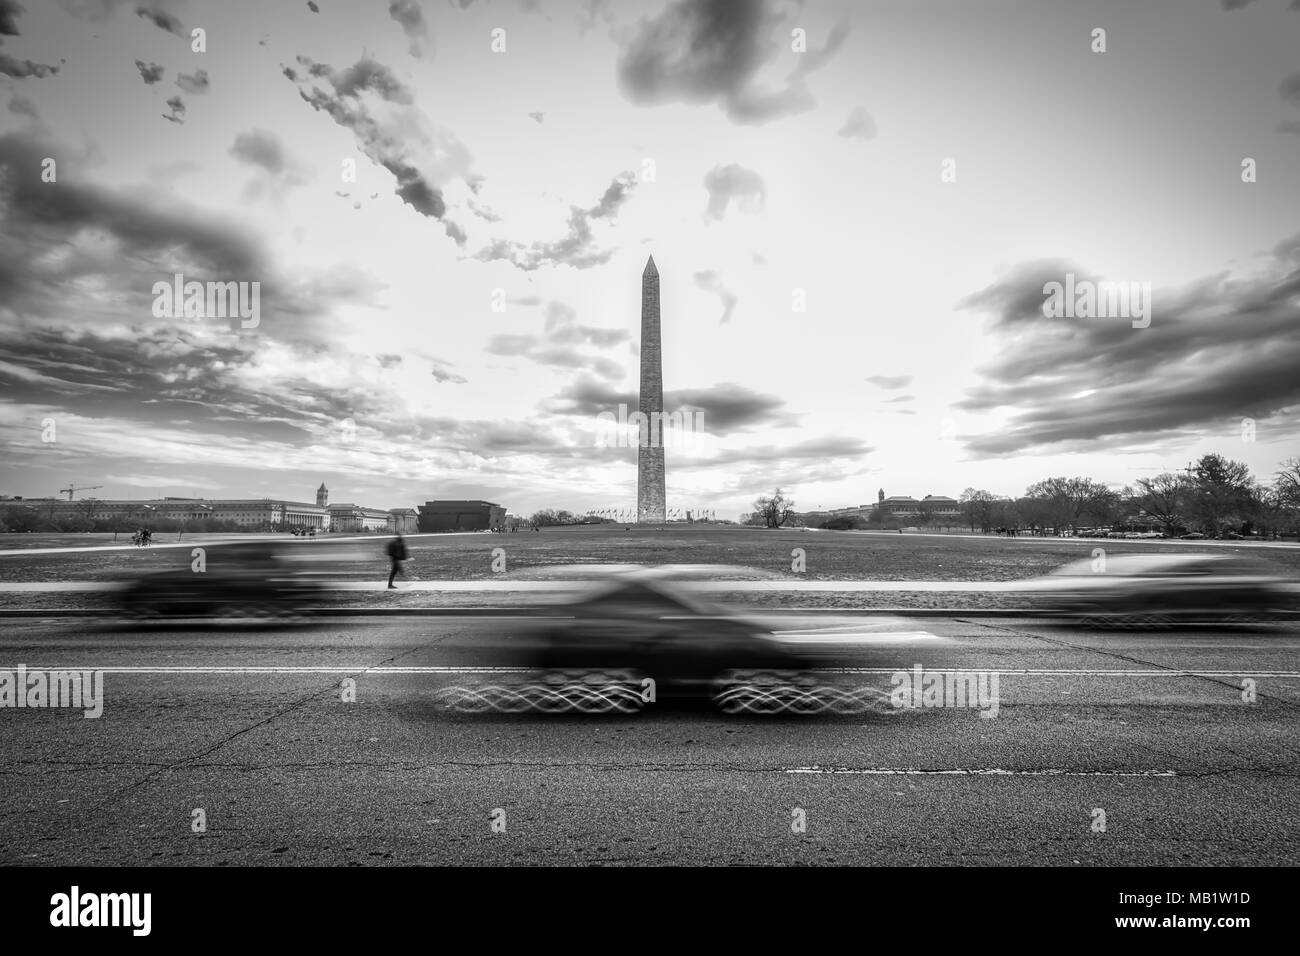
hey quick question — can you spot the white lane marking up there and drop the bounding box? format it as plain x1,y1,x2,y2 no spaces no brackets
773,631,942,644
818,668,1300,677
3,666,1298,677
784,767,1179,777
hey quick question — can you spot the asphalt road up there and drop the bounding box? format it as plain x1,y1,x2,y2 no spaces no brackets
1,613,1297,866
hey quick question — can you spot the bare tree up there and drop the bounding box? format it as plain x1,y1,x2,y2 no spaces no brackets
1134,472,1188,535
1023,477,1115,534
752,488,797,528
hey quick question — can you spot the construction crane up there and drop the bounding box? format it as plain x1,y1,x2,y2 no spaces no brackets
59,483,103,501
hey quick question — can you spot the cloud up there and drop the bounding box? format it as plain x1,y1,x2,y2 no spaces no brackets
1279,120,1300,135
954,236,1300,454
7,93,37,117
838,106,877,141
388,0,428,58
475,171,637,271
55,0,129,20
429,358,467,384
703,163,765,220
286,54,472,243
135,59,164,85
486,300,630,379
528,111,544,123
616,0,847,124
866,375,912,390
0,131,369,352
0,0,22,36
0,54,59,78
228,129,309,195
134,4,184,37
176,68,210,95
307,0,318,11
229,129,291,174
162,94,185,123
693,270,737,323
1281,72,1300,109
548,378,795,432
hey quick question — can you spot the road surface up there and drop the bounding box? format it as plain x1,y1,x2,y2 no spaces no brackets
1,613,1296,865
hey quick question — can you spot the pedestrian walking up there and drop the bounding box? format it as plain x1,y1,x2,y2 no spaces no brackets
386,533,409,589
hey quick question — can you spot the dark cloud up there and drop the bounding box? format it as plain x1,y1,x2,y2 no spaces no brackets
486,301,630,379
528,111,544,123
162,94,185,123
693,270,737,323
388,0,428,58
287,54,469,242
0,132,261,281
838,106,876,141
300,54,414,102
0,0,22,36
307,0,319,11
616,0,847,124
955,236,1300,455
547,378,795,432
0,54,59,78
703,163,765,220
1220,0,1256,7
134,59,164,85
0,131,370,350
866,375,911,390
475,172,636,271
135,5,184,37
176,68,209,95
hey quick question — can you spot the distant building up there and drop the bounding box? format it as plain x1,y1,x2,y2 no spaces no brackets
5,482,416,532
919,494,961,518
387,508,419,534
418,500,506,532
327,503,390,533
871,490,961,522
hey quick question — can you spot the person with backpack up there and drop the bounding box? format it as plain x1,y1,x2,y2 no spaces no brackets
386,533,409,589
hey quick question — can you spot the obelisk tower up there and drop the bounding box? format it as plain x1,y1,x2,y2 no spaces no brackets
637,255,666,523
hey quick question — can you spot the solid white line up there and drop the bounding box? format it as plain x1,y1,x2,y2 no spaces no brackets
783,766,1180,777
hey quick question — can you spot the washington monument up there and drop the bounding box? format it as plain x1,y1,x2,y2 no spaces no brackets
637,255,666,523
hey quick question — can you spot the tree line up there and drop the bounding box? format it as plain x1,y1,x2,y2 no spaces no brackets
746,455,1300,538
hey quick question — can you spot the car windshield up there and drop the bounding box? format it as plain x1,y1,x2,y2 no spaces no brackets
575,578,721,617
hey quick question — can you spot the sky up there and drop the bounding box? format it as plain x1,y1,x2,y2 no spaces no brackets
1,0,1298,519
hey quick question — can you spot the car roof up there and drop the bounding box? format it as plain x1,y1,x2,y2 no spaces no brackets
1050,552,1249,576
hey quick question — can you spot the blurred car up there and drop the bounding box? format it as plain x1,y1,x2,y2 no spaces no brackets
1024,552,1298,627
115,541,325,624
1220,532,1244,540
433,570,871,714
1179,532,1207,540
